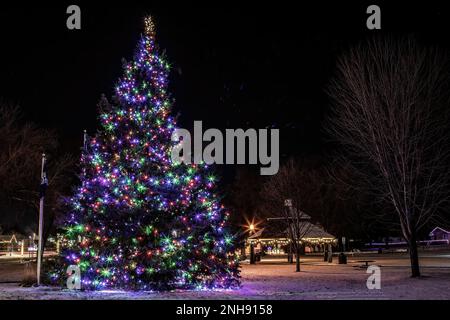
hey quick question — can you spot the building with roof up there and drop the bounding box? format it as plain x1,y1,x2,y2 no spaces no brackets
429,227,450,244
246,215,337,255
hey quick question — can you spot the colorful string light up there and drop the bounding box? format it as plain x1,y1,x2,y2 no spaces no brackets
49,16,240,291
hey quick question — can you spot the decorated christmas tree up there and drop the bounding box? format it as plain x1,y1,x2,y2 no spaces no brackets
49,17,240,291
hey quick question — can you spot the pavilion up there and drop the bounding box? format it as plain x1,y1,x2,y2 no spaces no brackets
246,216,336,255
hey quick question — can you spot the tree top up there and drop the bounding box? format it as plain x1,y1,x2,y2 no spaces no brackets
144,16,156,37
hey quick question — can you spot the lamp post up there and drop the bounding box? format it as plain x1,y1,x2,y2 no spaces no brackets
339,236,347,264
249,224,255,264
284,199,294,264
37,153,47,286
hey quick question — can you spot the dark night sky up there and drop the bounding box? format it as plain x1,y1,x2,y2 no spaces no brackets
1,2,449,165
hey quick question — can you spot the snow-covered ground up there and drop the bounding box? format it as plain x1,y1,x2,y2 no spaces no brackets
1,252,449,300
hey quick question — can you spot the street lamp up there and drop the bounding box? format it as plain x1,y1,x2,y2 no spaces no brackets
339,236,347,264
284,199,294,264
248,223,256,264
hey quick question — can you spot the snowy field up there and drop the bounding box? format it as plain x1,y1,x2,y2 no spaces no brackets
1,252,450,300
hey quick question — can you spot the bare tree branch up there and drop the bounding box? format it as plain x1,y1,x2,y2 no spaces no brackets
326,36,450,277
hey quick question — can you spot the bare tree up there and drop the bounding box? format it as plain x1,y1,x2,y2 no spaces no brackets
261,158,315,272
326,36,450,277
0,104,74,239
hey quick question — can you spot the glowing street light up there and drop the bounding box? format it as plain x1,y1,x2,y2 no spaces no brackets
243,219,260,265
248,223,256,265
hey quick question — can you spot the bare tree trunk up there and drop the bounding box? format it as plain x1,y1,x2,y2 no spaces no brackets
288,242,293,264
295,246,300,272
409,232,420,277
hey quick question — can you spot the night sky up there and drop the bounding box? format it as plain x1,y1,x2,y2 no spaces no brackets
1,2,449,167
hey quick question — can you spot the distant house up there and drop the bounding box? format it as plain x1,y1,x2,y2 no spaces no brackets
429,227,450,242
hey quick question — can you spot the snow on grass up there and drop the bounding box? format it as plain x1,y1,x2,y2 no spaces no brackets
1,255,450,300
